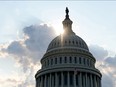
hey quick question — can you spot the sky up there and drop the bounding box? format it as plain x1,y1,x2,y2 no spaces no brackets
0,1,116,87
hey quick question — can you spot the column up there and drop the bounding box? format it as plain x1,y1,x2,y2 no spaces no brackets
41,76,43,87
88,74,90,87
97,77,99,87
68,72,70,87
74,72,76,87
79,72,82,87
38,77,41,87
61,72,64,87
83,74,85,87
94,75,97,87
90,74,93,87
98,77,101,87
85,73,88,87
44,75,47,87
99,78,101,87
50,73,52,87
55,73,58,87
48,75,50,87
52,74,54,87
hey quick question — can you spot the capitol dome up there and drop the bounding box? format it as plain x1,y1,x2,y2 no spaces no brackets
35,7,102,87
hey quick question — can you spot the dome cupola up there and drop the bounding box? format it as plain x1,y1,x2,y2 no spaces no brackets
62,7,75,35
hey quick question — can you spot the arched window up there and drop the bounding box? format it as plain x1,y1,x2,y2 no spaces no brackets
69,57,72,63
79,57,81,64
60,57,62,64
51,59,53,65
64,57,67,63
72,41,74,44
76,41,78,45
48,59,49,66
55,58,57,64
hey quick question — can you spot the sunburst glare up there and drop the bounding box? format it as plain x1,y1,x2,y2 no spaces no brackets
52,23,64,35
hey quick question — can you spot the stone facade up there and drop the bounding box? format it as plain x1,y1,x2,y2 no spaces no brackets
35,8,102,87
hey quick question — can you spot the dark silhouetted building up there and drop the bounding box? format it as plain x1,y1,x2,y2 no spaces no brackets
35,7,102,87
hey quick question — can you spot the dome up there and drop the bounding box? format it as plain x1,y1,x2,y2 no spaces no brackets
35,8,102,87
47,7,89,52
47,34,89,52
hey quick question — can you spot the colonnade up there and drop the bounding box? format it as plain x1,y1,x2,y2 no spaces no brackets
36,71,101,87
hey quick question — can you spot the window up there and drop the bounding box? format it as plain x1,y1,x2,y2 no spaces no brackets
76,41,78,45
79,57,81,64
55,58,57,64
72,41,74,44
83,58,85,65
60,57,62,64
74,57,77,63
45,61,46,67
51,59,53,65
69,57,72,63
64,57,67,63
48,59,49,66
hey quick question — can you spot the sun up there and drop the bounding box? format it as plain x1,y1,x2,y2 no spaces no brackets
52,23,64,35
55,28,64,35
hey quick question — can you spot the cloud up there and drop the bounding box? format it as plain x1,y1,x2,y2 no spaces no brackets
0,78,18,87
1,23,56,71
0,24,116,87
0,23,56,87
105,56,116,67
89,44,116,87
89,44,108,60
23,24,55,52
6,41,26,56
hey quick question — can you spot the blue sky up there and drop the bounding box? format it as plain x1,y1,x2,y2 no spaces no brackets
0,1,116,87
